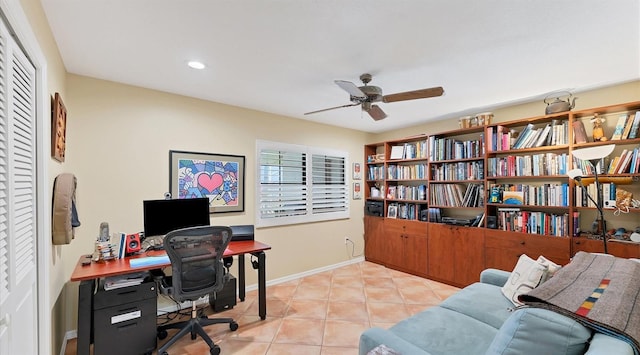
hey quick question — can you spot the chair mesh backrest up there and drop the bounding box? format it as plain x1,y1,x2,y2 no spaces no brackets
164,225,233,302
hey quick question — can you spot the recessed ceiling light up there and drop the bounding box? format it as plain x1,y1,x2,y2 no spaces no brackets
187,61,206,70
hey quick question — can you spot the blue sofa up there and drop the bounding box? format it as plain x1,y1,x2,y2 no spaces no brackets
359,268,633,355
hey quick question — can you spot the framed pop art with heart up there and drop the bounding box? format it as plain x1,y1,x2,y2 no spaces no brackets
169,150,245,213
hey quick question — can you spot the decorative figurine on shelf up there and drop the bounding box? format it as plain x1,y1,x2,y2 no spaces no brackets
591,113,607,142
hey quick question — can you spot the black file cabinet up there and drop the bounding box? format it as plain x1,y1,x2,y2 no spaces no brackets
93,281,157,355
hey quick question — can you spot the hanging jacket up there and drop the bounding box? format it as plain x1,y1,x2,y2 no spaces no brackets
52,173,80,245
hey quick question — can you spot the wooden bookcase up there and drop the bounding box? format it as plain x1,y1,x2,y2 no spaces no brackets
364,99,640,287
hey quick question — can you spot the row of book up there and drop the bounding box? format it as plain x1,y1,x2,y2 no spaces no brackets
389,140,428,160
487,153,568,177
488,183,570,207
513,120,569,149
430,161,484,181
610,111,640,141
387,184,427,201
387,202,425,220
574,183,618,208
487,119,569,151
368,166,385,180
496,208,569,237
387,163,428,180
605,147,640,174
429,183,484,207
428,135,484,161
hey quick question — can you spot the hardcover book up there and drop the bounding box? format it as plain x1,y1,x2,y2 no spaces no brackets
572,120,588,144
629,111,640,139
610,114,628,140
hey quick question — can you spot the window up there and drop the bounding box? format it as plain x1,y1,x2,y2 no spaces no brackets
257,140,349,227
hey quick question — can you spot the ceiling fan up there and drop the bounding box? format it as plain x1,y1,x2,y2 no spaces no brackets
304,73,444,121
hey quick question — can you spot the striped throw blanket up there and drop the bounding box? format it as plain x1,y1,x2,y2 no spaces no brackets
519,251,640,355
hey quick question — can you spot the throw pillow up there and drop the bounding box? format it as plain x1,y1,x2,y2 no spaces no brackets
536,255,561,283
501,254,548,306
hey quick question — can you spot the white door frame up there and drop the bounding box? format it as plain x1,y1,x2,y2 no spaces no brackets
0,1,51,355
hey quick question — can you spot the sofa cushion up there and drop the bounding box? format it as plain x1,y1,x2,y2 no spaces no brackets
501,254,548,305
439,282,515,329
485,307,591,355
389,306,498,355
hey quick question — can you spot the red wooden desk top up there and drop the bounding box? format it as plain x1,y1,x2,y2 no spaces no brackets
70,240,271,282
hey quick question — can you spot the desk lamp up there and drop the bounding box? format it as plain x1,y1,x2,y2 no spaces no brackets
569,144,615,254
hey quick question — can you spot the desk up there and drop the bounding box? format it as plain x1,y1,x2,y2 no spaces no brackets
71,240,271,355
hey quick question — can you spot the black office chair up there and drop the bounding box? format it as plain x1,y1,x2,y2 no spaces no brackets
156,226,239,355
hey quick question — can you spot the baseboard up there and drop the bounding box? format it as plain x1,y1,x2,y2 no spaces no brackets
65,256,365,347
60,330,76,355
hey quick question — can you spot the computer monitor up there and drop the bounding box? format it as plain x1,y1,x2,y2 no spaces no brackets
143,198,211,239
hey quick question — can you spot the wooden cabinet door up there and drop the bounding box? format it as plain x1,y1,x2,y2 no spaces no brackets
384,219,407,268
427,223,456,282
485,230,571,272
381,219,428,276
573,238,640,258
364,216,385,263
403,221,428,276
429,224,485,287
454,227,485,286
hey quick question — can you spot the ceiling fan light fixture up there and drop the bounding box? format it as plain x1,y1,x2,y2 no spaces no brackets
187,61,206,70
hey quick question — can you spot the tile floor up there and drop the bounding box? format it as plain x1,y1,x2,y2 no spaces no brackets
66,261,460,355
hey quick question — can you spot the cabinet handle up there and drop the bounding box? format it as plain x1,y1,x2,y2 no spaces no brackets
575,241,581,245
519,241,525,245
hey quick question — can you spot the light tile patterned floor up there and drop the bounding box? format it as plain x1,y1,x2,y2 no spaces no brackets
66,261,460,355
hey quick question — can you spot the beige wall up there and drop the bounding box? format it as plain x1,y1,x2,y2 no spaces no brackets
373,80,640,142
60,74,370,333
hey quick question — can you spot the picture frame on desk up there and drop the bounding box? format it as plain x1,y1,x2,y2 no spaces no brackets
169,150,245,213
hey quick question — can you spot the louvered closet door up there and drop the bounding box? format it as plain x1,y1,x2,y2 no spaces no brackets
0,15,37,355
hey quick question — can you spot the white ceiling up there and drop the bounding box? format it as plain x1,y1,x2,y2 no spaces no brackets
40,0,640,133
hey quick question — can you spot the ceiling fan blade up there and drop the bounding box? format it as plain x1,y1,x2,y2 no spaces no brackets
304,102,361,115
335,80,367,99
383,86,444,103
365,104,387,121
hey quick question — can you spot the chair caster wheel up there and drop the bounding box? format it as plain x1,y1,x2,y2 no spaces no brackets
230,321,239,331
210,345,221,355
161,352,168,355
157,329,168,340
191,332,197,340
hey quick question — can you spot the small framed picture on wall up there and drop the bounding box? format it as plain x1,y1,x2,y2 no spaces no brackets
353,162,362,180
353,182,362,200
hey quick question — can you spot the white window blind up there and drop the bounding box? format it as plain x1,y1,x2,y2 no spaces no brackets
257,141,349,227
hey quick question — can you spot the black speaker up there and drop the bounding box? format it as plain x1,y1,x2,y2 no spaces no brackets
125,233,141,255
420,209,429,221
487,216,497,229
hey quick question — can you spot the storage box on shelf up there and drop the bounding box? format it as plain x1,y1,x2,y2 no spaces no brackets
569,101,640,254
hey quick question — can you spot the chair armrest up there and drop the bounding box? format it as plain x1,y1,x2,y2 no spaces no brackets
585,333,634,355
480,269,511,287
359,328,432,355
